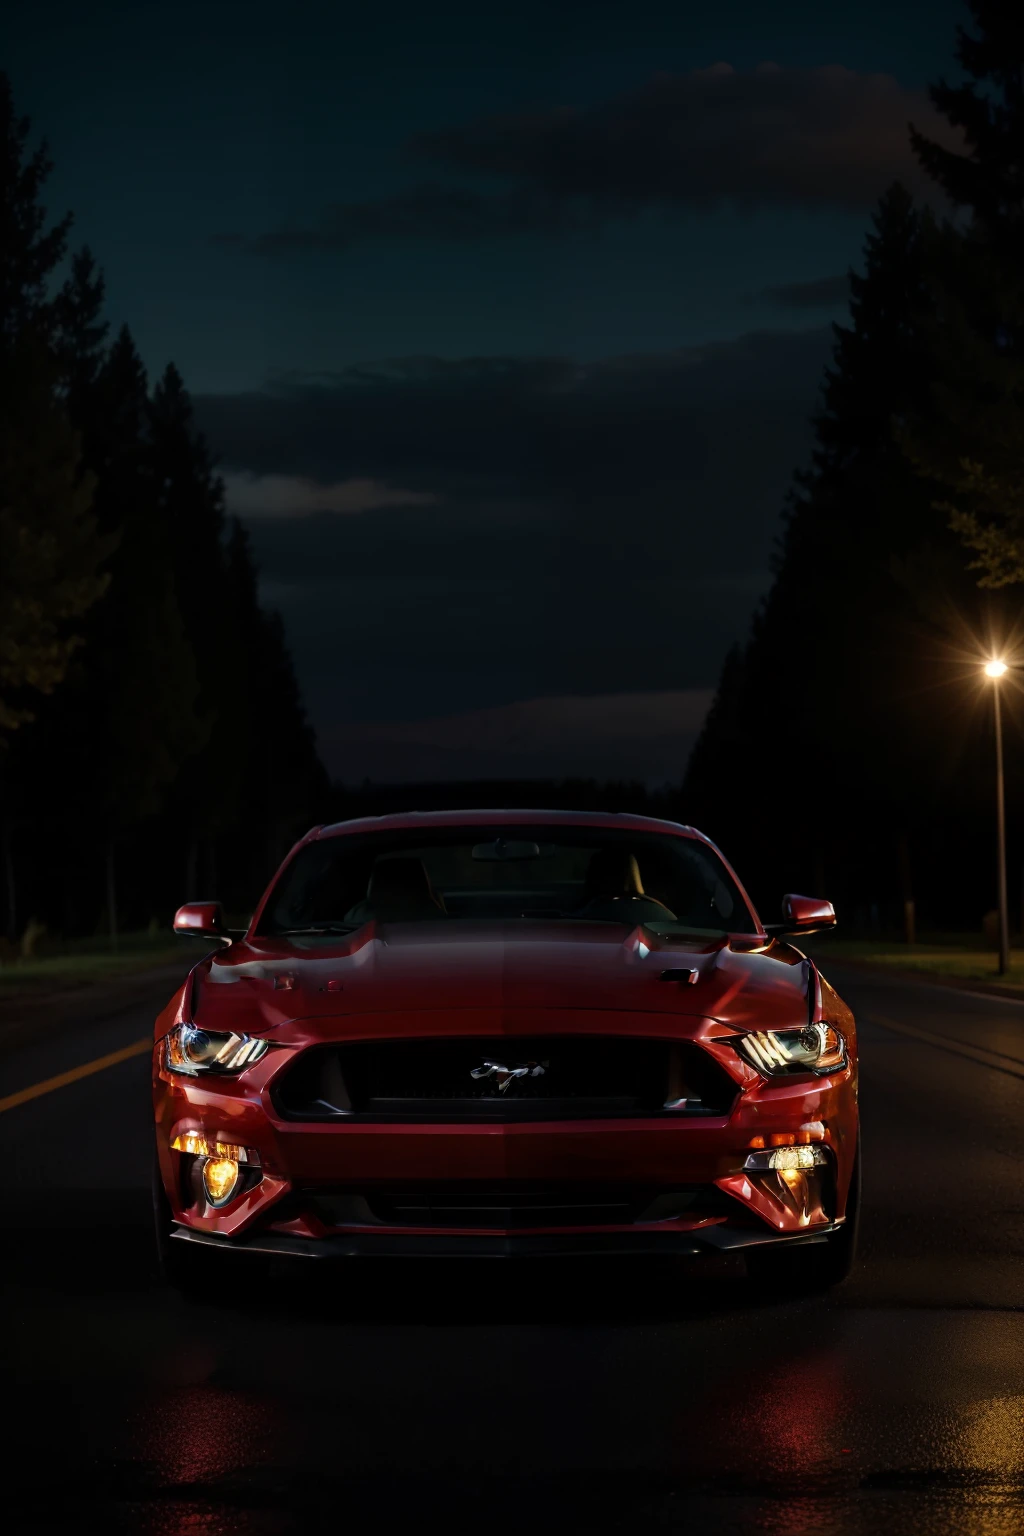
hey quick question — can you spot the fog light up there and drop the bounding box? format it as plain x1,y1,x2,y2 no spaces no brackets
171,1131,259,1209
202,1157,240,1205
744,1144,828,1172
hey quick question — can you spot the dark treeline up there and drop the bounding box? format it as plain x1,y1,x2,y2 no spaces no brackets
7,4,1024,948
0,77,327,945
684,1,1024,934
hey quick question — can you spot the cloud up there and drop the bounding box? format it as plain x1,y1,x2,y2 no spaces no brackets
193,328,831,776
219,64,958,254
757,274,850,309
198,331,830,490
222,470,438,518
318,690,715,785
226,186,594,256
421,64,955,211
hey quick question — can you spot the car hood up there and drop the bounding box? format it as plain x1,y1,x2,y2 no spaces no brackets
186,921,812,1036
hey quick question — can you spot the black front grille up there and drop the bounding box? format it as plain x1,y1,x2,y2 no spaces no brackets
273,1035,737,1121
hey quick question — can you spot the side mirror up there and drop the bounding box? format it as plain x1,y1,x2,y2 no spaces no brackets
173,901,230,942
764,893,837,937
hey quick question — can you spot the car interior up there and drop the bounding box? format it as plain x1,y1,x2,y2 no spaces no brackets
262,832,751,936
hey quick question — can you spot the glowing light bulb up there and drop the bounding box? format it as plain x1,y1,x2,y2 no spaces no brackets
202,1157,240,1205
985,658,1008,678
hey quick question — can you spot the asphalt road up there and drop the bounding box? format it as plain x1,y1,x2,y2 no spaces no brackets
0,960,1021,1534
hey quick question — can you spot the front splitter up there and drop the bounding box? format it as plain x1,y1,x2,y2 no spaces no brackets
169,1221,839,1260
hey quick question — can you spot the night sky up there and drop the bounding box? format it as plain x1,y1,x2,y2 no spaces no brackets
6,1,964,783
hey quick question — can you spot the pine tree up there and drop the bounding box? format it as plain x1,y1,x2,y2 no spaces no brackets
904,2,1024,583
89,334,206,932
0,336,109,731
222,518,327,886
684,189,979,912
147,363,248,890
0,73,324,937
53,246,108,411
23,329,205,942
910,1,1024,245
149,364,232,648
0,77,109,730
139,363,324,909
0,74,71,346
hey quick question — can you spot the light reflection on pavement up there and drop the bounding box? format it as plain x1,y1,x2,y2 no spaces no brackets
0,962,1021,1533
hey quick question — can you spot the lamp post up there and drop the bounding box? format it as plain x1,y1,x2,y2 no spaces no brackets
984,658,1010,974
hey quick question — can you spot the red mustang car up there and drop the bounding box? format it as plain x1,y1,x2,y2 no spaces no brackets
152,810,859,1290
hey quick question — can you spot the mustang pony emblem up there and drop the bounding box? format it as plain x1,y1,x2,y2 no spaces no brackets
470,1059,546,1093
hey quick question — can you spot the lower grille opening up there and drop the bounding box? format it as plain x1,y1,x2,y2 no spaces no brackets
273,1036,737,1122
304,1183,737,1230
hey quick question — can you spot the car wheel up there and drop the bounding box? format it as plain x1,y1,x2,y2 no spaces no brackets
746,1135,861,1293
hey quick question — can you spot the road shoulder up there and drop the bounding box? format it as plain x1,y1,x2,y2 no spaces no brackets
809,951,1024,1005
0,959,194,1053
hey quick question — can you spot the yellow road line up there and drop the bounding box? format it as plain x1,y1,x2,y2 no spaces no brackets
0,1037,152,1114
868,1012,1024,1079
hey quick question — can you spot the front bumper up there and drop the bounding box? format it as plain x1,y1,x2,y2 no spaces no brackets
154,1015,857,1259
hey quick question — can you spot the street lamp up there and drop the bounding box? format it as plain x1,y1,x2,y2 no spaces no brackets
984,658,1010,974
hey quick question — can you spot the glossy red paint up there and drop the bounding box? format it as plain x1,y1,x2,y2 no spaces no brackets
152,811,858,1264
173,901,228,940
779,894,837,935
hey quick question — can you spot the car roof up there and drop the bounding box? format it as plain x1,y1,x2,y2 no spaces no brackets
312,808,706,841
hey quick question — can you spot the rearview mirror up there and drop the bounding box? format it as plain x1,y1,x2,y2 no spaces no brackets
173,901,230,942
764,893,836,937
471,839,545,861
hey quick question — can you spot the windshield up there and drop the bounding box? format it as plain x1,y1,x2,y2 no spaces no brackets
257,826,758,938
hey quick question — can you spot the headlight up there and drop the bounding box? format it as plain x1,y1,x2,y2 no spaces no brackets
165,1021,269,1075
736,1022,845,1077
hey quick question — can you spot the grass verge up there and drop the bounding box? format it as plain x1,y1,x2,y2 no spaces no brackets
0,938,187,996
803,935,1024,993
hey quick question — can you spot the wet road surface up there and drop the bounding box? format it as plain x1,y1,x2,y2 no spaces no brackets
0,961,1021,1533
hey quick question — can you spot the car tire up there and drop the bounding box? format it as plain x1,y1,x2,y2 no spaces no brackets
746,1135,861,1293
